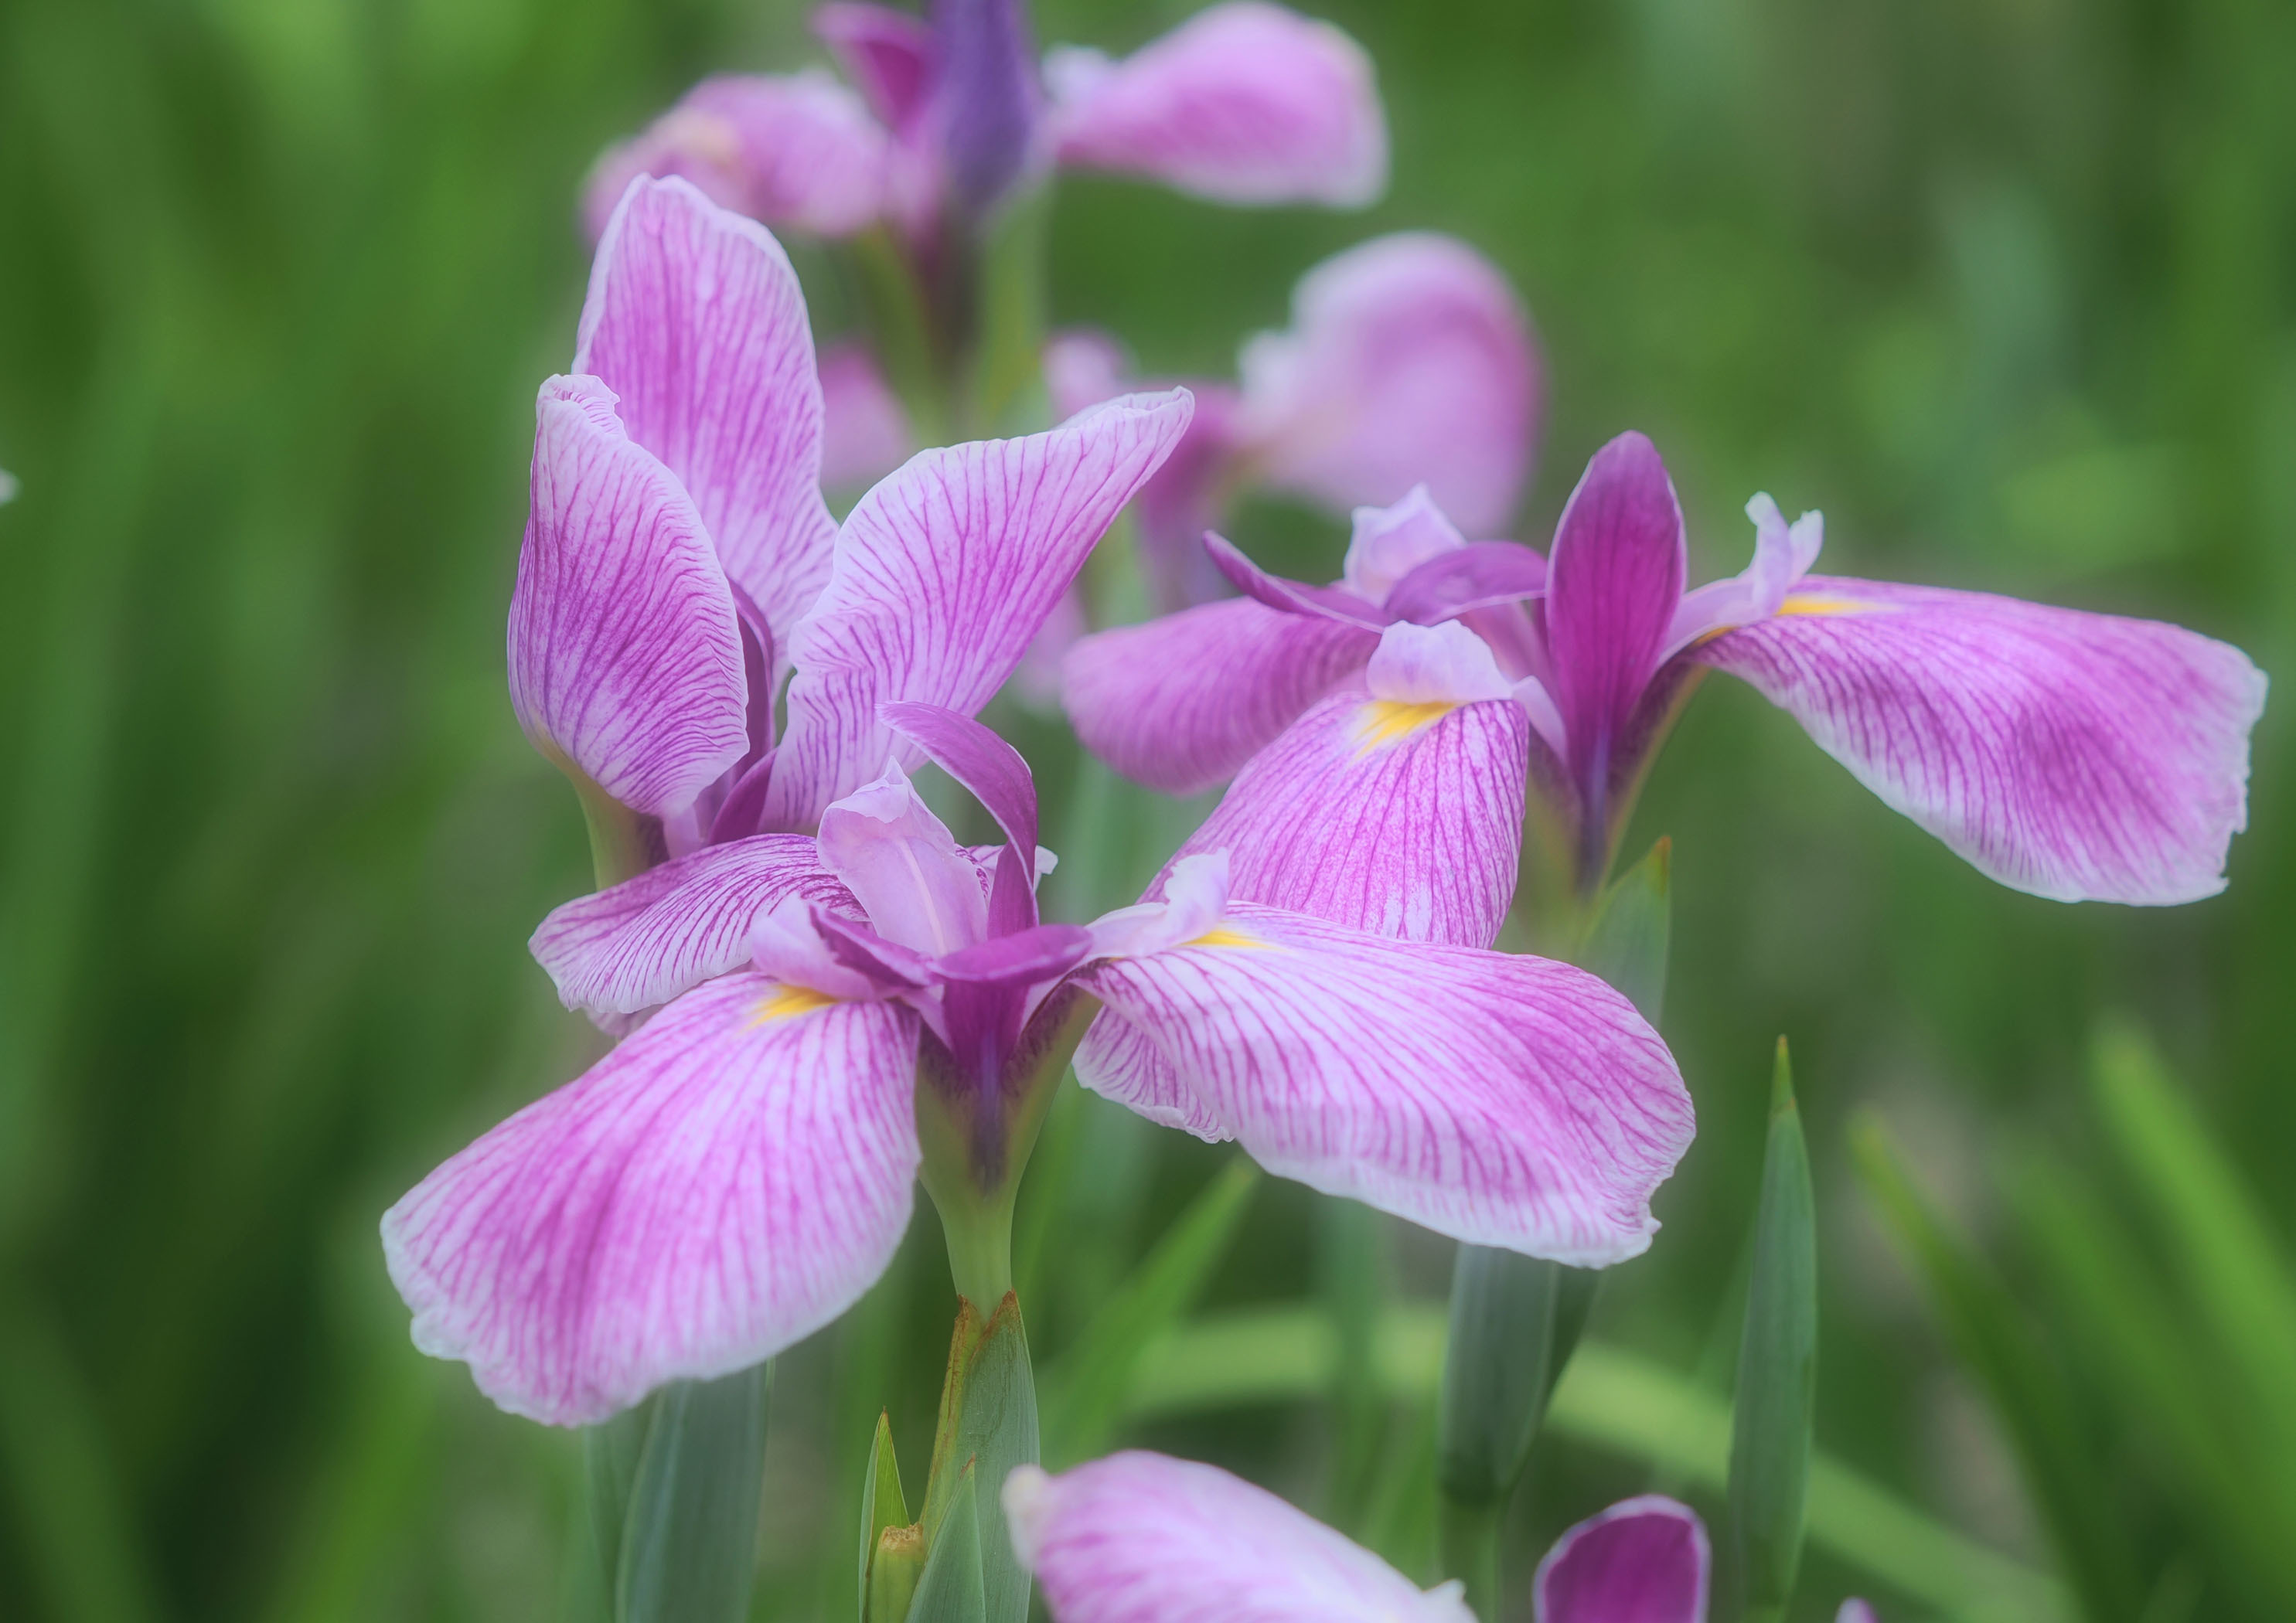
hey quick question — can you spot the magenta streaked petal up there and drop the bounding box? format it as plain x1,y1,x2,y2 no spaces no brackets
1044,3,1387,207
1206,532,1388,626
1533,1496,1708,1623
1695,577,2268,904
381,975,921,1425
879,701,1040,876
1386,541,1549,626
576,176,842,660
584,74,890,242
1242,235,1538,532
530,833,853,1017
1163,641,1528,948
813,2,938,130
819,342,915,492
1070,1010,1228,1142
1543,433,1688,788
1006,1453,1470,1623
1341,485,1467,603
1062,601,1380,794
816,765,990,954
508,375,749,818
1077,907,1693,1261
768,390,1195,827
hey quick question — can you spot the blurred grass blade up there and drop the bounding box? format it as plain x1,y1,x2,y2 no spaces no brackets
909,1460,986,1623
1318,1198,1392,1531
1119,1307,2072,1623
2007,1151,2296,1608
615,1362,772,1623
1727,1039,1816,1623
0,1298,162,1623
2090,1025,2296,1458
1576,835,1672,1022
1851,1116,2142,1623
860,1411,910,1605
1041,1158,1260,1467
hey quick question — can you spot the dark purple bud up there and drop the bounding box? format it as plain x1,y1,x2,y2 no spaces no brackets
932,0,1040,218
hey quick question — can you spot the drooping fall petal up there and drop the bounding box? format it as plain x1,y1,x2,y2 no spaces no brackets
1242,234,1538,532
1162,624,1528,947
1063,599,1379,794
1044,2,1385,207
382,975,921,1425
768,390,1194,826
1532,1495,1709,1623
507,375,748,818
1076,905,1694,1264
1695,577,2268,904
581,74,891,242
529,833,855,1018
1006,1452,1471,1623
577,175,842,655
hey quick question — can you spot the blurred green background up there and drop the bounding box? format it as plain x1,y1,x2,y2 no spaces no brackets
2,0,2291,1619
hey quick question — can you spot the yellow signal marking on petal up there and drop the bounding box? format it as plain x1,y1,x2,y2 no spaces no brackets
1187,927,1269,950
1776,592,1869,618
1352,699,1456,757
746,984,841,1027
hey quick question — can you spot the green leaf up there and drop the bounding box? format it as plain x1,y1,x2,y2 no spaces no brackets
1576,835,1672,1022
859,1411,910,1608
1851,1117,2144,1623
612,1362,772,1623
908,1461,986,1623
1727,1039,1817,1622
923,1298,1038,1623
1436,1250,1571,1506
1041,1158,1261,1467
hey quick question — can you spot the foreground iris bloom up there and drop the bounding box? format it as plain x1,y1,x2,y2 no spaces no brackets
585,1,1387,243
390,172,1689,1425
1006,1452,1875,1623
1046,233,1539,612
1068,432,2267,934
383,723,1691,1423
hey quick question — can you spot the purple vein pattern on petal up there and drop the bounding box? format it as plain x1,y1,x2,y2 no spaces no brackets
1063,599,1380,794
1165,690,1528,947
509,376,748,818
1695,577,2268,904
1542,433,1687,787
1043,3,1388,207
382,975,920,1426
1242,234,1538,532
1076,907,1693,1263
530,833,856,1017
577,175,840,655
1006,1452,1471,1623
1532,1495,1708,1623
768,390,1194,827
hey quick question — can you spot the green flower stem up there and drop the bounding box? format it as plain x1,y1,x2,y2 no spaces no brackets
1439,1497,1504,1623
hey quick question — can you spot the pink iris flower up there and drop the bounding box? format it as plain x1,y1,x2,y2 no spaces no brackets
1006,1451,1878,1623
382,175,1694,1426
1044,232,1541,613
1065,432,2267,935
583,1,1388,243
